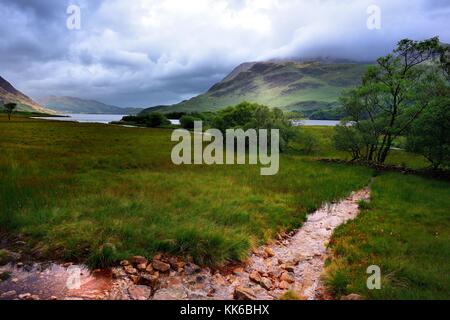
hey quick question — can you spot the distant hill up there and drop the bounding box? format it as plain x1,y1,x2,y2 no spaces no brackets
38,96,143,115
141,59,371,116
0,75,54,114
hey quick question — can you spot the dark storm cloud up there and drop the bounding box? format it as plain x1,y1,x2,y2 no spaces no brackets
0,0,448,107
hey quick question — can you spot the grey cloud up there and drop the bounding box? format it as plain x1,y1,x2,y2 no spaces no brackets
0,0,448,107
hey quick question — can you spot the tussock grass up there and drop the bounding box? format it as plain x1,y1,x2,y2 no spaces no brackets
326,173,450,300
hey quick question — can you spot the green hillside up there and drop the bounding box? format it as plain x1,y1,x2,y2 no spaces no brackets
141,60,371,116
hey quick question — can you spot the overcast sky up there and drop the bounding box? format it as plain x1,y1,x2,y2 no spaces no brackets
1,0,449,107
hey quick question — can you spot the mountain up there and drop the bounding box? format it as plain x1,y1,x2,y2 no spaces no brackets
0,75,54,114
38,96,143,115
141,59,372,116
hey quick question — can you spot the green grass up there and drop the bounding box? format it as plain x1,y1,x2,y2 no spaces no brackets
326,173,450,299
0,115,372,266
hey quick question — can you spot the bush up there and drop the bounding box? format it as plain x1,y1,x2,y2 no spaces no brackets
180,115,200,129
146,112,169,128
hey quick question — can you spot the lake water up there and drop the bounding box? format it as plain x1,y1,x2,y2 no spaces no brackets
34,114,340,127
292,120,340,127
34,114,126,124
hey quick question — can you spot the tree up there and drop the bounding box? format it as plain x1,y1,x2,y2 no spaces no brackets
4,102,17,120
334,37,449,164
406,79,450,169
180,115,198,129
145,112,169,127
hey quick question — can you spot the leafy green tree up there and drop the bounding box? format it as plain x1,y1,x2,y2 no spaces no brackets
180,115,199,129
406,80,450,169
335,37,449,164
4,102,17,120
146,112,169,127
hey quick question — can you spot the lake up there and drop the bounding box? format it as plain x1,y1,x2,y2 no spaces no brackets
34,114,126,124
34,114,340,127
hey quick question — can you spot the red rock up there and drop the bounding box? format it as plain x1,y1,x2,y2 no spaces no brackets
234,287,257,300
131,256,148,266
152,260,170,273
249,271,262,284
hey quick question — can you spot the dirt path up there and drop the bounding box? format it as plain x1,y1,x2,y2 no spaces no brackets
0,188,370,300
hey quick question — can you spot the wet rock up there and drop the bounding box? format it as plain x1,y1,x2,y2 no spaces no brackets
129,275,140,284
131,256,148,266
260,277,273,290
0,290,17,299
128,285,151,300
124,265,137,275
184,263,201,275
264,248,275,257
18,293,32,300
249,271,262,284
153,287,188,300
280,272,295,284
278,281,291,290
120,260,130,267
234,287,257,300
233,267,244,275
341,293,364,301
281,264,295,273
136,263,148,271
112,268,126,279
138,274,160,289
152,260,170,273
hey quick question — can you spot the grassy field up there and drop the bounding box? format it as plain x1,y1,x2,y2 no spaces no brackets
1,115,448,300
0,115,372,266
325,173,450,299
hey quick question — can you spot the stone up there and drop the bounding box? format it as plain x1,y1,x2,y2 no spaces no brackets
234,287,257,300
18,293,32,300
233,267,244,275
249,271,262,284
212,273,226,286
145,264,154,273
120,260,130,266
16,262,24,268
129,275,140,284
50,296,58,300
128,285,151,300
130,256,148,266
137,274,160,289
168,257,179,269
278,281,291,290
281,264,295,273
153,287,188,300
184,262,201,275
341,293,364,301
11,278,19,283
280,272,295,284
260,277,273,290
0,290,17,299
123,265,137,275
152,260,170,273
30,295,40,301
136,262,148,271
112,268,126,279
264,247,275,257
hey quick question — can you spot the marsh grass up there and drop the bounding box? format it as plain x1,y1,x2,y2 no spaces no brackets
0,115,372,266
326,173,450,300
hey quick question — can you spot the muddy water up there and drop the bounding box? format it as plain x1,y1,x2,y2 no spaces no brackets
0,263,112,300
0,188,369,300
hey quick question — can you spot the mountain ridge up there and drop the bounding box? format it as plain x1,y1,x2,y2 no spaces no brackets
37,96,143,115
0,75,54,114
140,59,372,116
